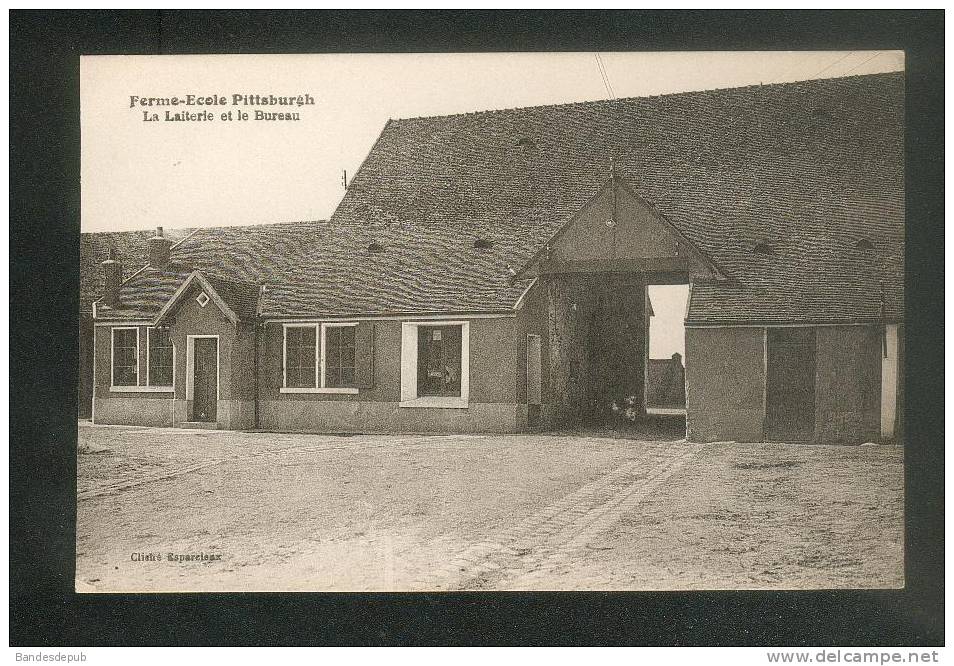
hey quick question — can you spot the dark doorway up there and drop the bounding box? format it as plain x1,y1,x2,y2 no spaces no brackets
765,328,816,441
193,338,218,422
584,285,644,424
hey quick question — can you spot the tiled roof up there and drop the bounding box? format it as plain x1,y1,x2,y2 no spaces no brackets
204,274,261,321
257,223,529,317
79,227,193,315
95,219,528,319
95,263,192,320
94,73,903,324
331,72,904,324
94,222,319,320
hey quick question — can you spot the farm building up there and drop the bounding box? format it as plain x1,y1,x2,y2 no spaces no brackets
88,72,904,443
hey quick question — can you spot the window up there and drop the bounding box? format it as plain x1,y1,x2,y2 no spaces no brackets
196,292,210,307
282,322,370,393
324,324,356,388
417,325,463,397
400,321,470,408
111,327,139,386
147,327,174,387
284,326,317,388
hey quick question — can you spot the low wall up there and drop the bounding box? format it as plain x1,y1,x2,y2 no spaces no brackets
217,400,256,430
259,400,520,433
93,396,176,427
94,397,254,430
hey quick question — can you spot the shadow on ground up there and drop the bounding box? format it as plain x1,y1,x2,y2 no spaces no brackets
553,415,687,441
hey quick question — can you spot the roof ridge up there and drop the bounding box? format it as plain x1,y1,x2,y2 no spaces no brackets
169,227,201,250
169,219,326,256
84,219,326,239
391,71,903,123
81,226,192,238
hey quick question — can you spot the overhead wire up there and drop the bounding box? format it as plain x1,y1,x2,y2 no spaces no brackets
841,51,884,76
809,51,856,79
594,53,616,99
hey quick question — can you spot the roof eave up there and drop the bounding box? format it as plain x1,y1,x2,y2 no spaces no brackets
684,317,904,328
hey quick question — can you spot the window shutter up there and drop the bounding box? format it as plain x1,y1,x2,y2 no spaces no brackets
354,322,374,389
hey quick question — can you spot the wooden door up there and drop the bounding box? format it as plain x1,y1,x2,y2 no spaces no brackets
765,328,816,440
193,338,218,422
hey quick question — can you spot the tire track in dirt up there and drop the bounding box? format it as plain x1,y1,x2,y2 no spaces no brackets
415,442,707,591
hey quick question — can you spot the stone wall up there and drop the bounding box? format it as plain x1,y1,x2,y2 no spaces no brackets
545,275,590,426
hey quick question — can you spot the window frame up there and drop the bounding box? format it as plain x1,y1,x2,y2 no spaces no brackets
110,326,140,391
400,320,470,408
145,326,176,391
282,323,318,390
320,322,359,392
280,322,360,394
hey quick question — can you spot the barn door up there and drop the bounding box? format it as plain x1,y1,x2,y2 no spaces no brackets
765,328,816,441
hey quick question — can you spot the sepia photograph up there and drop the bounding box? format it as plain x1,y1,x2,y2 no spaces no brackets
74,50,907,594
75,51,904,592
10,5,950,653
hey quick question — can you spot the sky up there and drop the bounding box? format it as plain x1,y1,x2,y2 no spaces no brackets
81,51,903,233
648,285,690,359
81,51,903,357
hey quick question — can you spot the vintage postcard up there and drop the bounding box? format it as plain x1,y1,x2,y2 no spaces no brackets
77,52,904,593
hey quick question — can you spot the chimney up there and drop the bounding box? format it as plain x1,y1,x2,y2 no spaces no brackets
149,226,172,268
101,246,123,308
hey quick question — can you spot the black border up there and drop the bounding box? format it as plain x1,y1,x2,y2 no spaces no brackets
9,9,944,646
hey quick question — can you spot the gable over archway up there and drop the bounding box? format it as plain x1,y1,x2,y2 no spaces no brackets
515,177,725,282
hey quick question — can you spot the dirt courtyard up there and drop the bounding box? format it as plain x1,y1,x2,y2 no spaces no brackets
75,423,904,592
